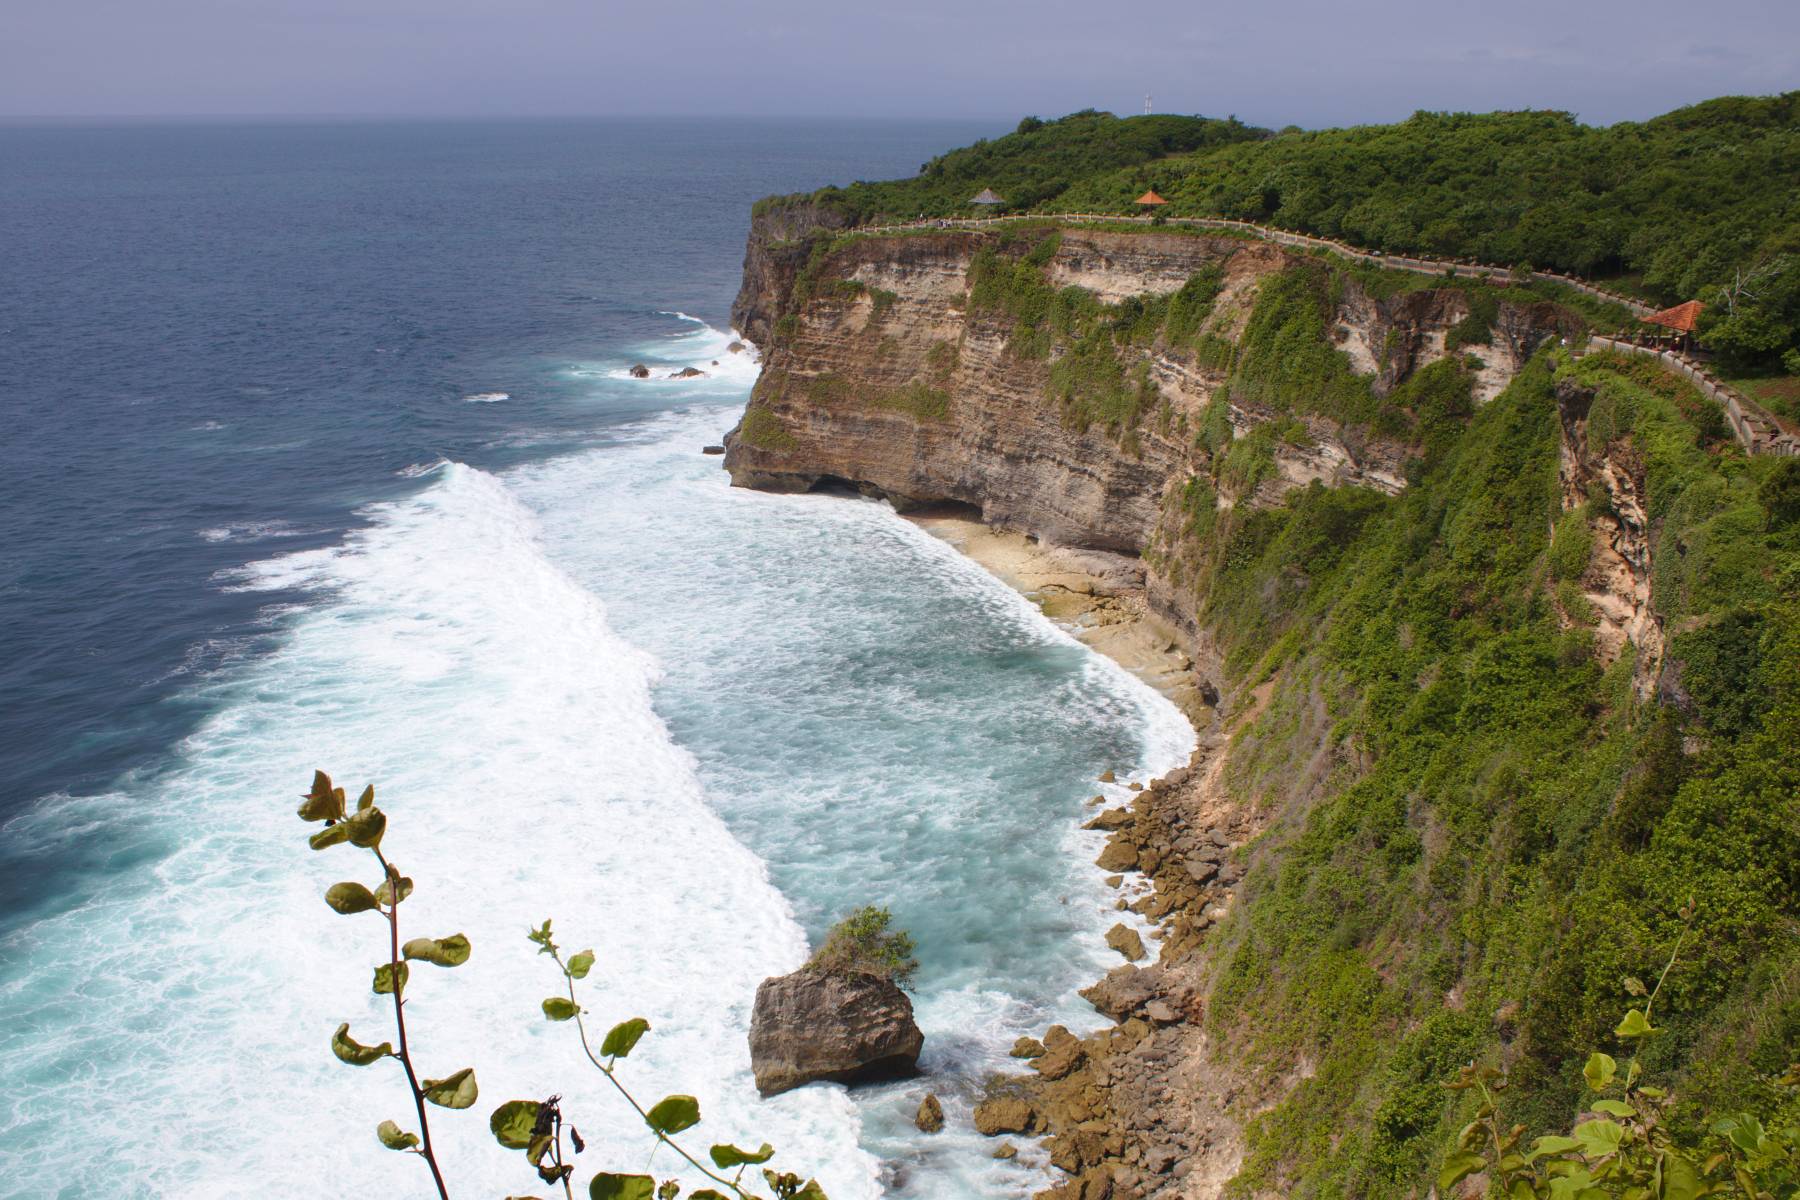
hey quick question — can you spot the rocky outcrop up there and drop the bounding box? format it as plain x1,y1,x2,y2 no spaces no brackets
1555,376,1665,689
723,223,1576,709
748,968,923,1097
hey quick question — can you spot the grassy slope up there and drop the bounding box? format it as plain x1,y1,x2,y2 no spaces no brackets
1167,346,1800,1196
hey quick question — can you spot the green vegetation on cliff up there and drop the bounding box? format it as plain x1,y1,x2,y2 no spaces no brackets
1160,346,1800,1196
754,110,1260,224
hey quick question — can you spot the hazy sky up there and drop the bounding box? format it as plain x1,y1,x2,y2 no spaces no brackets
3,0,1795,127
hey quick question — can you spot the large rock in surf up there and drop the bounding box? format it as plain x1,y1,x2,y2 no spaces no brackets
749,969,923,1097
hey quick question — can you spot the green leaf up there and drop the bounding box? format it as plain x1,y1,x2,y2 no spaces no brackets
710,1142,775,1169
589,1175,656,1200
568,950,595,979
1591,1099,1635,1118
308,823,350,850
375,875,413,906
1573,1119,1626,1158
1527,1135,1583,1161
526,1133,554,1167
489,1100,542,1150
645,1095,700,1137
325,881,380,915
792,1182,827,1200
541,997,579,1021
601,1017,650,1059
377,1120,419,1151
344,806,386,849
356,784,375,811
372,962,408,996
1437,1151,1486,1193
1614,1008,1657,1039
297,771,347,822
1582,1051,1616,1092
330,1023,392,1066
421,1067,478,1109
402,934,471,967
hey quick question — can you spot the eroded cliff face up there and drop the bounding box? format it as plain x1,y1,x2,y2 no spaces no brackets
725,219,1574,697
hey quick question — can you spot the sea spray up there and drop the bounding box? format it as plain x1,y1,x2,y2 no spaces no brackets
0,460,878,1200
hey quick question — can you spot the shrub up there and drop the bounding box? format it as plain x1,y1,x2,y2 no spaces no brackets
807,906,919,989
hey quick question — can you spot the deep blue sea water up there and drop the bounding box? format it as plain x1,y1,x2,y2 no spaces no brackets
0,120,1193,1198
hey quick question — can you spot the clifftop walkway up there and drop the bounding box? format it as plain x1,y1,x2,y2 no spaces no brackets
846,211,1797,456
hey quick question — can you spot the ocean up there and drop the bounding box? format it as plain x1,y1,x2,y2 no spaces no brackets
0,118,1194,1198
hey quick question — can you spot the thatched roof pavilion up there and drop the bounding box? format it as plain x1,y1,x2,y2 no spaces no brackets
969,188,1005,206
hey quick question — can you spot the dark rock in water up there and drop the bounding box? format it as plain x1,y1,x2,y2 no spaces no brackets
992,1141,1017,1160
727,340,746,354
1009,1035,1046,1059
915,1092,944,1133
1084,807,1133,832
701,445,726,455
749,969,923,1097
1098,770,1117,783
628,364,650,379
669,366,708,379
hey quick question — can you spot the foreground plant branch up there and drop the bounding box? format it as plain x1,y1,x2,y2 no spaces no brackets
297,771,828,1200
299,771,478,1200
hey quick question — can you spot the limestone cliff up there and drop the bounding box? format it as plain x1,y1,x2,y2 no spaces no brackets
724,217,1577,701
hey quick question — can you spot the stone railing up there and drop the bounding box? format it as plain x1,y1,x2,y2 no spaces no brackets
1578,336,1798,456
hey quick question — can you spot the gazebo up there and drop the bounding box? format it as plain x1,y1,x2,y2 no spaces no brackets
970,188,1005,208
1643,299,1705,350
1135,189,1169,208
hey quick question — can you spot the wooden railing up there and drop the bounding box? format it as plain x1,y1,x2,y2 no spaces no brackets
847,212,1799,456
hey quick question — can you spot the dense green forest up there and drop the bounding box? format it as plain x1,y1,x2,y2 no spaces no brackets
760,98,1800,382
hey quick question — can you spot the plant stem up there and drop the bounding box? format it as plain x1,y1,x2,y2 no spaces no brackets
378,849,449,1200
550,949,750,1198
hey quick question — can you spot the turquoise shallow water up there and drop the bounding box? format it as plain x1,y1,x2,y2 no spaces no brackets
0,122,1192,1198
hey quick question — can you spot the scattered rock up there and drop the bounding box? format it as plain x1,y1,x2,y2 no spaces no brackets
1010,1036,1046,1059
1105,924,1146,962
748,969,923,1097
1144,1000,1180,1025
1128,781,1143,791
669,367,708,379
701,444,726,455
1104,874,1123,888
1095,840,1138,873
993,1141,1018,1160
1084,807,1133,832
915,1092,944,1133
1081,964,1160,1021
727,341,746,353
1098,770,1116,783
973,1097,1037,1136
628,364,650,379
1184,859,1219,885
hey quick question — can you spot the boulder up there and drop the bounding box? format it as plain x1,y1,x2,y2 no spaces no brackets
1083,807,1133,832
973,1097,1037,1136
1009,1036,1046,1059
1095,839,1138,873
749,969,923,1097
701,444,726,455
1105,924,1146,962
993,1141,1018,1160
1081,964,1161,1021
628,364,650,379
915,1092,944,1133
727,341,746,354
669,367,708,379
1098,770,1116,783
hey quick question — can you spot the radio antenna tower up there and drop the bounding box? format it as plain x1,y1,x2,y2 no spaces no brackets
1144,94,1153,115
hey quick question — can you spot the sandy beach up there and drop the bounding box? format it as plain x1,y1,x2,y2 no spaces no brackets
906,513,1211,729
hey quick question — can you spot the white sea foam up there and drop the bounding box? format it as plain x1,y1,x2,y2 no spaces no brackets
0,460,879,1200
197,520,311,544
463,391,510,403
